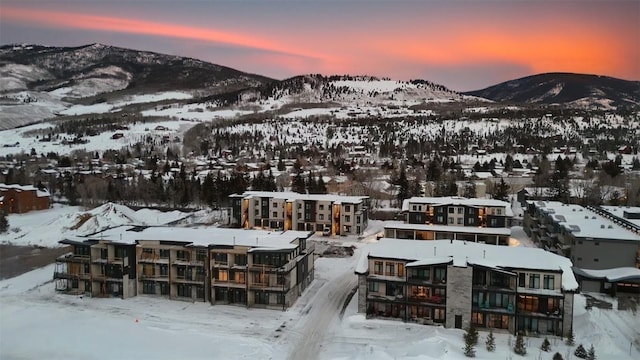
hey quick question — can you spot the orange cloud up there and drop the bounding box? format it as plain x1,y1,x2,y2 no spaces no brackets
1,6,324,61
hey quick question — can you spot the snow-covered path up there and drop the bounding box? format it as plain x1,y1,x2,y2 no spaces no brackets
287,256,359,360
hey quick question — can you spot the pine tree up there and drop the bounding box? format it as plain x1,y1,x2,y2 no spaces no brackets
574,344,588,359
541,337,551,352
565,329,575,346
492,177,510,201
468,325,479,346
513,333,527,356
463,326,476,357
485,330,496,352
553,352,564,360
0,211,8,233
587,344,596,360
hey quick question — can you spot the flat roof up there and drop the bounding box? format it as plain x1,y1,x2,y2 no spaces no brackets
530,201,640,242
573,266,640,283
403,196,513,216
74,226,310,249
385,223,511,236
357,238,578,291
234,191,368,204
601,206,640,227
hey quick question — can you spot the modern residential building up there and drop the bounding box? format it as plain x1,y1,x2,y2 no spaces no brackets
54,227,314,310
0,183,50,213
523,201,640,269
402,197,513,228
229,191,369,236
355,239,577,337
383,223,511,245
382,197,513,245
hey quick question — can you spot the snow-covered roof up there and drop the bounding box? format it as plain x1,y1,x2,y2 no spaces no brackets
573,267,640,283
531,201,640,242
78,226,310,250
357,238,578,291
402,196,513,216
385,222,511,236
601,206,640,227
0,183,50,197
233,191,368,204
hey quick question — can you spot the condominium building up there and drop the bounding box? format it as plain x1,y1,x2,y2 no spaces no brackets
402,197,513,228
230,191,369,236
383,197,514,245
355,239,577,337
524,201,640,269
54,227,314,310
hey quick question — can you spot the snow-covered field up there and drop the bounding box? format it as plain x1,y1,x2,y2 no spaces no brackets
1,204,639,359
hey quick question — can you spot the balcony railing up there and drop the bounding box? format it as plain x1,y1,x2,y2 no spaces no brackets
407,294,446,305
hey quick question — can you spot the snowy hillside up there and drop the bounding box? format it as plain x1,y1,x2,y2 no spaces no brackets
2,203,194,247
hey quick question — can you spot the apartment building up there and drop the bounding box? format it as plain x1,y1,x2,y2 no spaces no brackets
524,201,640,269
0,183,50,213
54,227,314,310
356,239,577,337
383,197,513,245
230,191,369,236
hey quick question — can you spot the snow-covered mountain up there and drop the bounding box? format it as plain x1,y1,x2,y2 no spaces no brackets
254,74,471,105
464,72,640,110
0,43,272,129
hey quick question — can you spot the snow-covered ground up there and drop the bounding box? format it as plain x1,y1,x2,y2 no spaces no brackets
1,207,638,359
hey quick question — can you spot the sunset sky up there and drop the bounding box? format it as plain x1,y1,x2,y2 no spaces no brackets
1,0,638,91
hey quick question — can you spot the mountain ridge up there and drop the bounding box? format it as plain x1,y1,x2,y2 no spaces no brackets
463,72,640,109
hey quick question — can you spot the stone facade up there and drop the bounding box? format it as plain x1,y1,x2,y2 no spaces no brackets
445,265,473,329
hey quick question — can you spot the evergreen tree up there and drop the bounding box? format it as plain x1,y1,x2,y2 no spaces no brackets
463,180,477,198
396,165,409,205
485,330,496,352
541,337,551,352
463,326,476,357
553,352,564,360
277,158,285,171
492,177,510,201
316,175,327,194
513,333,527,356
0,211,8,233
587,344,596,360
574,344,588,359
565,329,575,346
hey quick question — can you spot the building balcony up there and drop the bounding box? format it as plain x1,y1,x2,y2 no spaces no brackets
406,295,446,306
407,276,447,286
473,303,515,314
212,280,246,288
472,283,516,292
517,308,563,318
172,259,205,267
139,274,169,281
53,272,91,280
174,275,206,284
139,254,169,264
56,253,91,263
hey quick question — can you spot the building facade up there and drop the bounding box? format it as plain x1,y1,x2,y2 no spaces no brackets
383,197,513,245
355,239,576,337
230,191,369,236
0,183,50,213
54,227,314,310
403,197,512,228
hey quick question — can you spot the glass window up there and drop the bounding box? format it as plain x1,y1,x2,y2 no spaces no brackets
386,263,395,276
368,282,379,293
374,261,383,275
543,275,555,290
529,274,540,288
518,273,526,287
448,208,454,214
